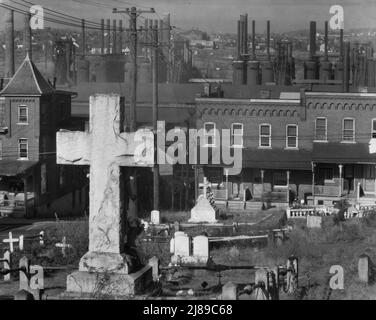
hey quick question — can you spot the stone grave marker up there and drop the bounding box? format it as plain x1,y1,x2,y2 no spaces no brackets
2,250,11,281
55,237,71,257
174,232,190,257
192,235,209,263
358,254,371,284
307,215,322,228
221,282,237,300
151,210,160,225
56,94,154,297
19,257,44,300
254,268,269,300
148,256,160,282
189,195,217,223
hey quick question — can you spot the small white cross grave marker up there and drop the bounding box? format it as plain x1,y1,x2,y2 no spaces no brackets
3,232,19,253
55,236,71,257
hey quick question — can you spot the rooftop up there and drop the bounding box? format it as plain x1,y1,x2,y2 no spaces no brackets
0,54,55,96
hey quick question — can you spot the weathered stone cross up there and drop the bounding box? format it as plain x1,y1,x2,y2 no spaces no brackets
57,94,153,279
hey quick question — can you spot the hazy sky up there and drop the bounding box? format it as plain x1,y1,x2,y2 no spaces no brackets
1,0,376,33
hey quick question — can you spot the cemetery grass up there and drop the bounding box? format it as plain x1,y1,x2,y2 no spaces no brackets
153,209,376,300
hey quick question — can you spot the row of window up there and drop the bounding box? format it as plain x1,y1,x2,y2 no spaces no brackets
315,117,357,142
204,123,299,148
204,118,376,148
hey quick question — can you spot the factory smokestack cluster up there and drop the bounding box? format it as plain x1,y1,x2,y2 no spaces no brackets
233,17,275,86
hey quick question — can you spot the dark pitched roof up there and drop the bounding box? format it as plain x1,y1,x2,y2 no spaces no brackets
0,53,55,96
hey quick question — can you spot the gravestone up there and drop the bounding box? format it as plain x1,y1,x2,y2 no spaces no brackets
358,254,371,284
192,235,209,263
189,195,217,223
174,232,190,257
148,256,159,282
2,250,11,281
254,268,269,300
151,210,160,225
57,94,154,297
19,257,44,300
221,282,237,300
307,215,322,228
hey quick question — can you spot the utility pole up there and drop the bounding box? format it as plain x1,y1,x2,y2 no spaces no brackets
152,22,159,210
113,7,155,219
113,6,155,132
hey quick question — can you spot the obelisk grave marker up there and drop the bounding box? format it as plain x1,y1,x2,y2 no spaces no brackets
57,94,153,296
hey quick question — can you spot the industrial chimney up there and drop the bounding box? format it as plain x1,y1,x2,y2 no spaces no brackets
247,20,260,86
23,13,32,60
261,20,274,84
319,21,332,81
5,10,15,79
304,21,318,80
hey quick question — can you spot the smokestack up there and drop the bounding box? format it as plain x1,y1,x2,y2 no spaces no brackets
81,19,86,56
5,10,15,78
266,20,270,60
309,21,316,59
239,16,244,57
343,42,350,92
101,19,105,54
113,20,117,54
324,21,328,61
243,14,248,57
144,19,149,48
237,20,241,58
159,20,164,46
252,20,256,60
23,13,32,60
107,19,111,54
339,28,344,60
119,20,123,54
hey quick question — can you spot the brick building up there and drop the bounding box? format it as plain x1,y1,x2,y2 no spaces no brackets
196,90,376,209
0,55,88,217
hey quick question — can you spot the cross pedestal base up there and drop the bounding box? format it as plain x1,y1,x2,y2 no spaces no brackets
79,251,131,274
66,265,153,297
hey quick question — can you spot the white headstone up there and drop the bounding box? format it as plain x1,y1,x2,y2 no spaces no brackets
193,235,209,261
174,232,190,257
307,215,322,228
151,210,160,225
189,195,217,223
221,282,237,300
358,254,370,283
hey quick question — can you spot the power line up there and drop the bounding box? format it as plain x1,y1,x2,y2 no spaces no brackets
13,0,104,27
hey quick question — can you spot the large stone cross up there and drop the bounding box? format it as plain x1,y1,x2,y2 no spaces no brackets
57,94,153,276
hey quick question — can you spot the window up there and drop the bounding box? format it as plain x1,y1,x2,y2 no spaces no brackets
18,105,28,124
231,123,243,147
204,122,216,147
286,124,298,148
372,119,376,138
315,117,327,141
259,124,271,147
18,138,28,159
342,118,355,142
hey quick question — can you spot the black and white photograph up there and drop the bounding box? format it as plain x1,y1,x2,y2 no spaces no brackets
0,0,375,305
